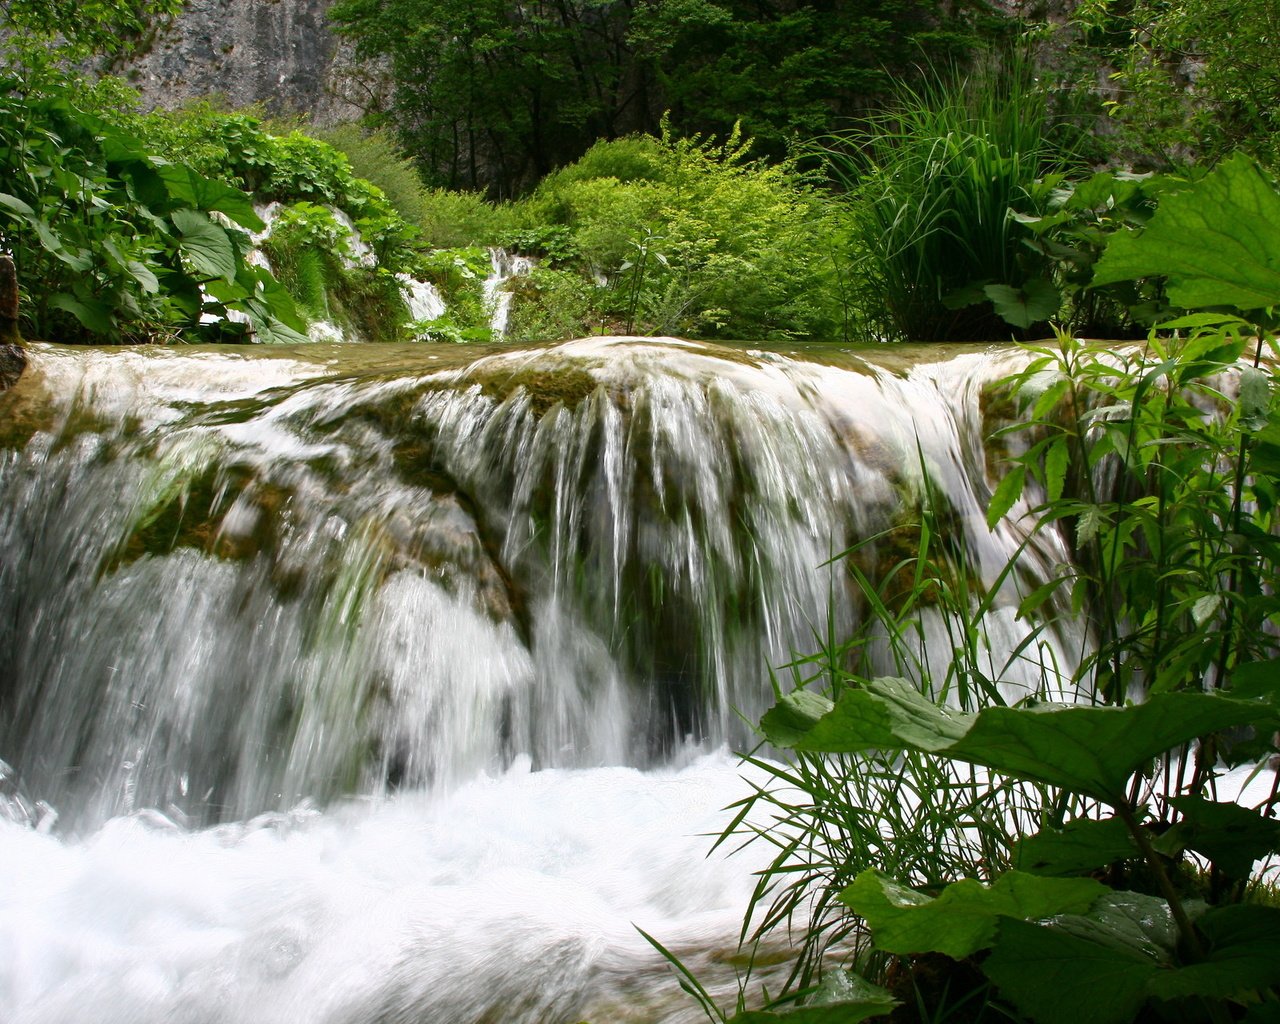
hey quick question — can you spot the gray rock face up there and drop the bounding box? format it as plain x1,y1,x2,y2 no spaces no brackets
117,0,379,126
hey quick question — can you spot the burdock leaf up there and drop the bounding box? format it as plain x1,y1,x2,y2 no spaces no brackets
1093,154,1280,311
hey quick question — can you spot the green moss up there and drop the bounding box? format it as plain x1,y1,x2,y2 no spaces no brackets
468,364,603,418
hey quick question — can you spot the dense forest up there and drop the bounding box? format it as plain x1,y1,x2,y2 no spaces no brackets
1,0,1278,348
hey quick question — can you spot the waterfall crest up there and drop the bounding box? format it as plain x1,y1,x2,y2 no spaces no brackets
0,338,1075,831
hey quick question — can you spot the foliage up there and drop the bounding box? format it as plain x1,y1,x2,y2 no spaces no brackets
503,267,603,343
0,0,179,64
1011,169,1174,338
330,0,1005,195
0,83,307,344
705,157,1280,1023
513,129,845,340
1071,0,1280,170
821,58,1072,343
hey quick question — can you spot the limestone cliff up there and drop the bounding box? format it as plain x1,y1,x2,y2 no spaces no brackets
117,0,381,127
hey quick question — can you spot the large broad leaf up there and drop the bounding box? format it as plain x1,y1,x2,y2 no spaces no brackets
985,279,1061,329
1092,154,1280,311
1013,816,1140,876
158,164,265,231
984,916,1160,1024
48,292,114,334
1048,891,1178,962
841,869,1105,959
171,209,238,283
762,678,1280,802
1157,796,1280,880
1154,904,1280,1000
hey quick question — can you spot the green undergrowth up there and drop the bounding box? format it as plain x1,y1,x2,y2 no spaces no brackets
665,153,1280,1024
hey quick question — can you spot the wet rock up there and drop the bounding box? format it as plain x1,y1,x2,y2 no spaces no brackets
115,0,381,127
0,254,25,390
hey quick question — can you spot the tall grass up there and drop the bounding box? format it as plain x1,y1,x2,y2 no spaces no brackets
722,502,1072,1001
822,56,1070,343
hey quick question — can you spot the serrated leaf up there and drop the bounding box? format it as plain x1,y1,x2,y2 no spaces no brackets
1092,154,1280,311
987,465,1026,529
984,917,1159,1024
841,869,1105,959
1076,504,1103,545
1043,439,1068,502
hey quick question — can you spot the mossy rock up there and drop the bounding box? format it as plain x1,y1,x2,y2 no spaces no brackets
468,363,604,418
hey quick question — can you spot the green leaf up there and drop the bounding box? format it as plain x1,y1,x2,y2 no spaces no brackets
762,678,1280,802
171,209,238,283
1158,796,1280,879
986,465,1026,529
984,279,1060,329
841,870,1105,959
157,164,265,230
731,976,899,1023
1043,438,1068,503
0,192,36,218
1048,891,1178,962
759,688,834,748
1092,154,1280,311
49,292,114,334
1239,366,1271,432
1241,1001,1280,1024
984,917,1159,1024
1233,658,1280,700
1013,817,1140,876
1155,905,1280,1000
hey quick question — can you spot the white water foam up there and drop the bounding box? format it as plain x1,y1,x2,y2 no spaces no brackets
0,752,776,1024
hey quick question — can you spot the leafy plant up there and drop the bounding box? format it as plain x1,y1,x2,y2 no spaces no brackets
821,56,1073,342
513,128,845,340
0,85,306,344
703,155,1280,1023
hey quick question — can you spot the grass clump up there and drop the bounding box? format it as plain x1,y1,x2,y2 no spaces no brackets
823,57,1072,343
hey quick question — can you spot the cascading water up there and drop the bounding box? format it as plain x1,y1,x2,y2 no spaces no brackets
484,248,535,336
0,338,1080,1023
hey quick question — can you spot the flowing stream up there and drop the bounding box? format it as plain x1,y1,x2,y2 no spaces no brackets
0,337,1079,1023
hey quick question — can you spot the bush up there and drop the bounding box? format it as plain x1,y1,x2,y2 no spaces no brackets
823,57,1073,343
699,154,1280,1024
513,129,846,341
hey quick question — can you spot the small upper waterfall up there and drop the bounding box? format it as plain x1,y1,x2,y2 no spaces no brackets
0,337,1081,1023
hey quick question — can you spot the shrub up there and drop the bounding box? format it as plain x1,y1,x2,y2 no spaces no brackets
513,129,846,341
823,57,1073,342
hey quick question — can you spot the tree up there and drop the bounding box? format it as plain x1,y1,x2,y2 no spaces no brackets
331,0,1004,195
1072,0,1280,169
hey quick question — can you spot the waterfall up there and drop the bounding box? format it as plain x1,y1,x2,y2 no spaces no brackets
0,338,1080,1023
484,247,535,336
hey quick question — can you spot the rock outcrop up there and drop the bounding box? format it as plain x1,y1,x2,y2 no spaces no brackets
0,254,25,390
116,0,381,127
